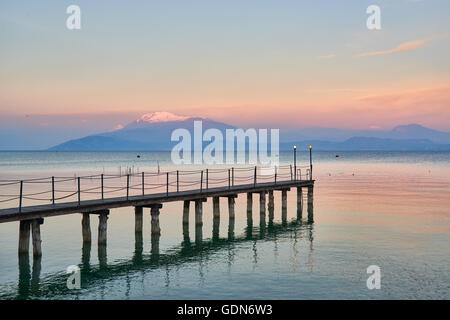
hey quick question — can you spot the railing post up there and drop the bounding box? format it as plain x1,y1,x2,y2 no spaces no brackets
200,170,203,193
19,180,23,213
101,174,104,200
77,177,81,205
232,167,234,187
177,170,179,192
51,176,55,205
274,166,277,185
126,174,130,200
228,169,231,189
254,166,257,187
166,172,169,196
142,172,145,196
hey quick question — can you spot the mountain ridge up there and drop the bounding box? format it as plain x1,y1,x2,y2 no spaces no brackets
48,112,450,151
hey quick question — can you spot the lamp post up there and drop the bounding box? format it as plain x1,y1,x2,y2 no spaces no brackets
293,145,297,180
309,145,312,180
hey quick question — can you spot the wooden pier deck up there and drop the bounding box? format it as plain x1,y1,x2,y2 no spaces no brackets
0,179,313,223
0,164,315,257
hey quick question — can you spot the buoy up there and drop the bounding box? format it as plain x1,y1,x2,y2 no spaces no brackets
336,154,339,158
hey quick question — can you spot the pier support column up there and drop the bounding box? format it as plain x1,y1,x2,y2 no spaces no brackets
281,189,288,224
297,187,303,220
82,241,91,270
195,200,203,227
18,252,30,297
98,210,109,246
151,232,160,257
228,196,236,220
268,190,274,224
307,186,314,222
182,201,190,243
227,195,237,240
212,215,220,241
98,243,107,269
31,218,43,257
150,204,162,257
81,213,91,243
213,197,220,219
31,255,42,293
260,191,266,227
134,225,143,264
268,190,274,209
135,206,143,233
212,197,220,241
246,193,253,224
183,201,190,225
228,215,235,240
150,204,162,235
195,199,206,245
18,220,31,254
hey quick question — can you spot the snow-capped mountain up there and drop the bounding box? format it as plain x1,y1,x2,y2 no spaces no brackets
49,112,234,151
135,111,190,124
122,112,193,130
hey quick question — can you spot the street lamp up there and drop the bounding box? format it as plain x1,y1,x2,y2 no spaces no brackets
293,145,297,180
309,145,312,180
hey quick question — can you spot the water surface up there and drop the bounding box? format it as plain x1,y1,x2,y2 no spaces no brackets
0,151,449,299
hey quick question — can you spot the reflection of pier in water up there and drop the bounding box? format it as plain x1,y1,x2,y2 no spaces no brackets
9,200,314,300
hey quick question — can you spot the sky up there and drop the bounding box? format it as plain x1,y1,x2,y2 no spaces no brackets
1,0,450,148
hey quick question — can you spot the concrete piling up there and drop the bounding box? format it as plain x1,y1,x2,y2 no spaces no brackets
307,186,314,222
18,220,31,255
150,204,162,235
194,199,206,245
135,206,143,233
228,216,235,240
195,199,203,227
98,210,109,245
246,193,253,223
31,218,43,257
268,190,274,224
282,189,288,224
183,200,190,225
82,213,91,243
212,198,220,241
260,191,266,226
228,196,236,220
213,197,220,219
297,187,303,220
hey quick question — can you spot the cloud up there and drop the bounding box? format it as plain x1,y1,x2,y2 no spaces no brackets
354,39,428,58
317,54,335,60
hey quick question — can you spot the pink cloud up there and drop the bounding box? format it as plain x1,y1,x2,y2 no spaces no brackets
354,39,428,58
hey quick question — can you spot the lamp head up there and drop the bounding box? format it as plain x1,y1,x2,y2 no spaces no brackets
309,145,312,149
294,145,296,150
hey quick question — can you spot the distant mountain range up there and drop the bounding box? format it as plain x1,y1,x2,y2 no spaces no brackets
49,112,450,151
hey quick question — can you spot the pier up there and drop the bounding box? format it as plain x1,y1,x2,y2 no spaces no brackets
0,164,314,257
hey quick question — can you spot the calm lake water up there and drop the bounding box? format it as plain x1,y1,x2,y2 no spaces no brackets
0,151,449,299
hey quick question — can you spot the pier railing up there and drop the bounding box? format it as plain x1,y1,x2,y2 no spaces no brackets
0,164,311,212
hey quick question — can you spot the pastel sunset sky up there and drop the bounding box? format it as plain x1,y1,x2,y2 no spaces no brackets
1,0,450,135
